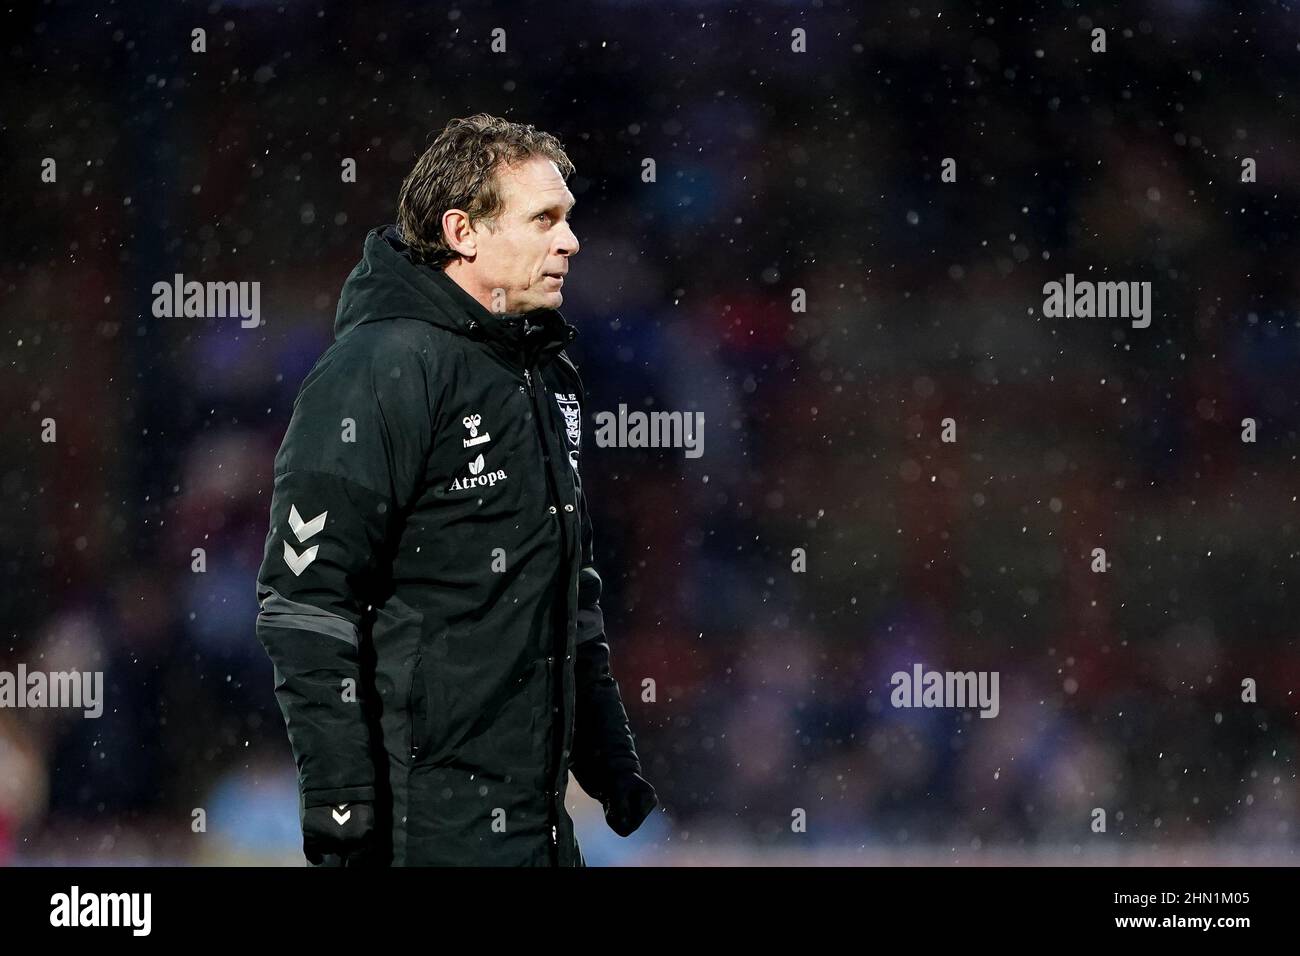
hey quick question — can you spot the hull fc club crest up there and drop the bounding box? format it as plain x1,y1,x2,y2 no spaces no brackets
554,392,581,447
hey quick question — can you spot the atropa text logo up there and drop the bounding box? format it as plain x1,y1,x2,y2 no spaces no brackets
449,453,507,492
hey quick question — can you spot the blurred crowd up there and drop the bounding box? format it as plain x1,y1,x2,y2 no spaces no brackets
1,0,1298,864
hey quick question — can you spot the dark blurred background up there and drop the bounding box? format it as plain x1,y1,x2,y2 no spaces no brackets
1,0,1298,864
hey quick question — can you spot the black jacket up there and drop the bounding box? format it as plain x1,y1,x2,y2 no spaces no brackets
255,224,647,865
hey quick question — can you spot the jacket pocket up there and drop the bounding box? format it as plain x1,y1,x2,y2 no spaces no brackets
409,645,454,763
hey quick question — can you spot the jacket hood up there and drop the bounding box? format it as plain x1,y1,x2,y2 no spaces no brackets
333,224,579,365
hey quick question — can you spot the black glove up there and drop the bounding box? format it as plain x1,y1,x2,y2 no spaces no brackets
601,771,658,837
571,636,657,837
302,800,377,866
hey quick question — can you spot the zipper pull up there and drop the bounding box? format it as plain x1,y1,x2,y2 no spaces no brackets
524,368,535,395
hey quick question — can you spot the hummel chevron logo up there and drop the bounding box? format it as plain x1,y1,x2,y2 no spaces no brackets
283,504,327,576
283,541,319,576
332,804,352,826
288,504,328,541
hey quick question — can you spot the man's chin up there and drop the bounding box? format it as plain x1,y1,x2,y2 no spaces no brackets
509,291,563,315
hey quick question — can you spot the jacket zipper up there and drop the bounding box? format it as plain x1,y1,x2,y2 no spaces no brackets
408,648,425,762
524,362,567,865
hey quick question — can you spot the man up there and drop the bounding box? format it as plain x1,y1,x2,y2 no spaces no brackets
254,114,657,866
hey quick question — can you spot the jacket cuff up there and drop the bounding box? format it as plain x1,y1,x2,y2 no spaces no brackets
302,785,376,809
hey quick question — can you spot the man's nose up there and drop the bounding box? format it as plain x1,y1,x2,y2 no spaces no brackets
557,223,579,257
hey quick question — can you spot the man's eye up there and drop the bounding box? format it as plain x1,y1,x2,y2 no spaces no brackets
535,213,550,222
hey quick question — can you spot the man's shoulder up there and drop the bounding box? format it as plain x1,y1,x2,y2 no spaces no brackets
336,316,445,353
290,320,450,418
312,318,447,379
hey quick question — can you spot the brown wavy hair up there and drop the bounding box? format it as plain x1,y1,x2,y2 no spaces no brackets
396,113,575,268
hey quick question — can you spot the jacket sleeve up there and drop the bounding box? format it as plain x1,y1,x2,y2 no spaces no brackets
568,368,644,803
255,323,433,810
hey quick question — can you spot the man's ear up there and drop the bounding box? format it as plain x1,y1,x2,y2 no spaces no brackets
442,208,477,258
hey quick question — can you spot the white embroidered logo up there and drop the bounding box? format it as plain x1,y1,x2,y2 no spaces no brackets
555,392,581,446
462,413,491,448
283,504,327,576
449,453,507,492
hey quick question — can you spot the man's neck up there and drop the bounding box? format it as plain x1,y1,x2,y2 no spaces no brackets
442,260,501,316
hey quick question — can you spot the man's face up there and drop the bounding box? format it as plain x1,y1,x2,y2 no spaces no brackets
462,155,579,315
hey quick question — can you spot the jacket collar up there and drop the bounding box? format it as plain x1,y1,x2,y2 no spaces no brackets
381,225,579,368
427,266,578,369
